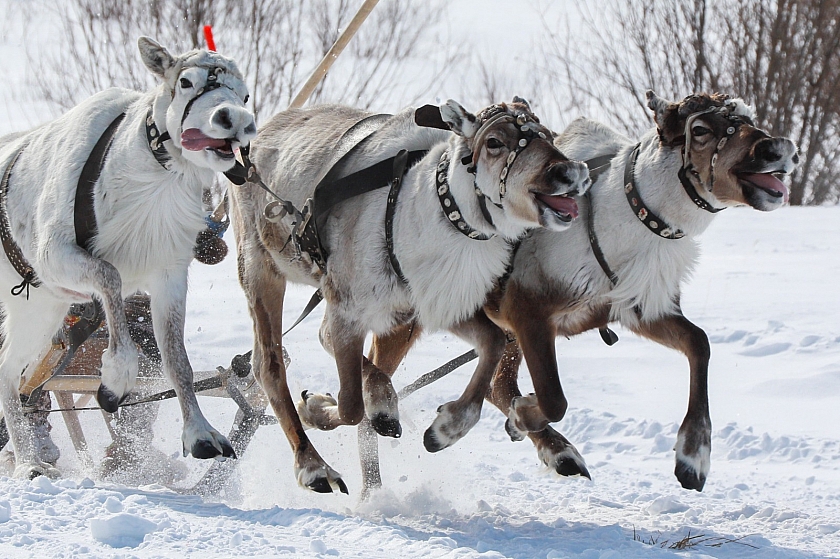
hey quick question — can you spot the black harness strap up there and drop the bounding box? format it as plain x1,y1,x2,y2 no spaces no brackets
297,147,429,275
583,153,620,346
0,145,41,298
678,166,725,213
585,189,619,287
385,149,411,285
584,153,615,184
623,143,685,240
282,289,324,336
76,113,126,251
145,108,172,169
435,151,494,240
317,149,429,223
24,115,124,404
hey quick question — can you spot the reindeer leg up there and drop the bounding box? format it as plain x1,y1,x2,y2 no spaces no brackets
240,252,347,494
0,295,67,479
424,310,505,452
514,309,568,423
487,339,589,479
149,269,234,460
36,247,138,412
629,311,711,491
358,322,423,497
298,309,366,430
319,317,420,438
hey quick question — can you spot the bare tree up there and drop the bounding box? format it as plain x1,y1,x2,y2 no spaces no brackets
539,0,840,205
27,0,457,124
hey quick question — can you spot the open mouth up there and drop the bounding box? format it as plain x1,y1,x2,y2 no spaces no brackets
533,192,579,222
181,128,236,159
736,172,789,203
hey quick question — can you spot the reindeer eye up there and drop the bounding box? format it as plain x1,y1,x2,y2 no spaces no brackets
486,138,505,150
244,94,250,104
692,125,712,137
180,78,193,89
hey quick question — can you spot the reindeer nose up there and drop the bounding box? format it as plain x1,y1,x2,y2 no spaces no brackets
754,137,798,167
212,107,234,130
211,105,257,144
754,138,782,163
213,107,238,130
547,161,590,195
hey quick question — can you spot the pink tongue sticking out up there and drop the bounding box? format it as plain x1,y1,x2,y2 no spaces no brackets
181,128,229,151
536,194,579,219
741,172,789,203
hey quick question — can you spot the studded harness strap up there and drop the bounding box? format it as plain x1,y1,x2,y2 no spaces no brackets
435,150,493,241
623,143,686,240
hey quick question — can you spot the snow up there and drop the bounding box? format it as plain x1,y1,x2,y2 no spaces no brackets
0,207,836,558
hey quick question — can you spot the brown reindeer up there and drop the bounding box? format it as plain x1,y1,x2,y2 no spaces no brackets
370,91,798,491
231,100,589,493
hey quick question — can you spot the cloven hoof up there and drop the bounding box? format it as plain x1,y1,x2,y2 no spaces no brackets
675,459,706,491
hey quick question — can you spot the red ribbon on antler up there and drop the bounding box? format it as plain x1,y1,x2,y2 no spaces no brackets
203,25,216,52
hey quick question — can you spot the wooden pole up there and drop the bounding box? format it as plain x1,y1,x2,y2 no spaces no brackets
288,0,381,109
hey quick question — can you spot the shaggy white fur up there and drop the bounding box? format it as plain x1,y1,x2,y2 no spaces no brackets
0,38,255,479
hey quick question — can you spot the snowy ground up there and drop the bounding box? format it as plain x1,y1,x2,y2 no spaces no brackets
0,206,838,558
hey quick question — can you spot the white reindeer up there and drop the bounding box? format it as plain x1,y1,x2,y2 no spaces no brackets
0,38,256,478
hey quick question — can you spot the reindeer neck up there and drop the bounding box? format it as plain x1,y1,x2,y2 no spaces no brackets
443,142,525,241
613,131,717,239
148,88,189,169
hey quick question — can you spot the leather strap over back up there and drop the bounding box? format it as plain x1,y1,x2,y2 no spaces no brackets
76,112,127,251
300,147,429,272
0,145,41,297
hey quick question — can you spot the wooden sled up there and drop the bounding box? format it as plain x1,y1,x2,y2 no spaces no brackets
0,326,280,496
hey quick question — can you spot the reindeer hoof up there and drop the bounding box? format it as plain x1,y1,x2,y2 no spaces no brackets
675,459,706,491
370,414,401,438
14,461,60,480
556,457,591,479
307,477,333,493
504,418,526,442
191,439,237,460
96,384,125,413
423,428,445,453
306,476,349,494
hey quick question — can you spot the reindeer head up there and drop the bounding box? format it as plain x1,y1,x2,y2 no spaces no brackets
139,37,257,172
647,91,798,211
439,97,590,232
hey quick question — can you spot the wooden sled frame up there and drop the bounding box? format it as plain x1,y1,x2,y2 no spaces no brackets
1,349,281,496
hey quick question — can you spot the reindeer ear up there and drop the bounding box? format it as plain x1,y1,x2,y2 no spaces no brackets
646,90,672,124
512,96,531,109
439,100,480,139
646,90,682,144
414,104,450,130
138,37,177,80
